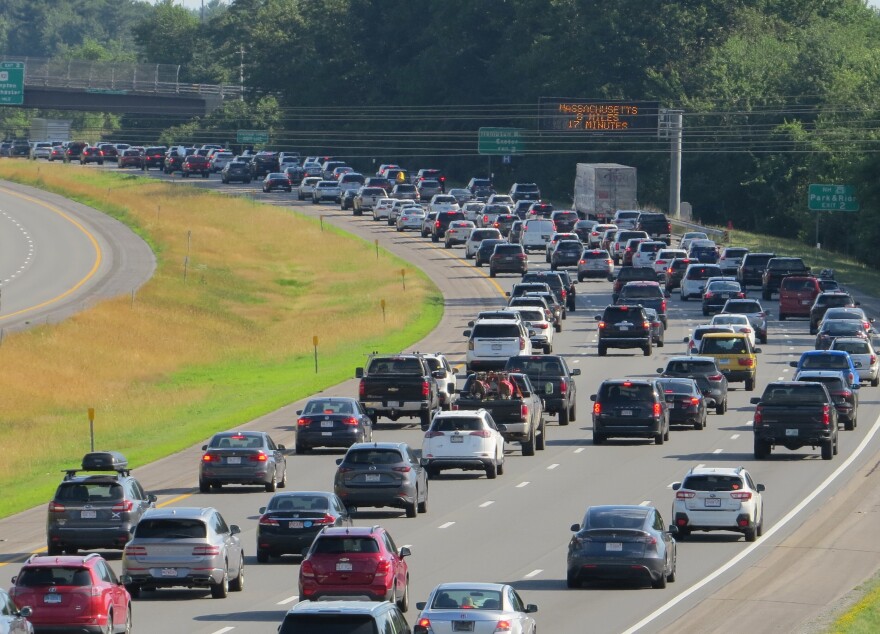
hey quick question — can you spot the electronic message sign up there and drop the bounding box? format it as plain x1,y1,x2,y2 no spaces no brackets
539,98,660,133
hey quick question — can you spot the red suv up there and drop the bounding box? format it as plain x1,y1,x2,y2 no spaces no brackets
10,553,131,633
299,526,411,611
778,276,821,321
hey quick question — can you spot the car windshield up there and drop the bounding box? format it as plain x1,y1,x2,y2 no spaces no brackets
17,567,92,587
682,475,744,491
312,537,380,554
303,400,354,415
135,518,207,539
431,589,504,610
210,433,263,449
269,495,329,512
586,508,648,529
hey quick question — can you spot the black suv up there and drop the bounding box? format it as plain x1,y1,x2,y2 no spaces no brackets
47,452,156,554
221,160,252,184
467,177,494,200
635,212,672,245
143,146,168,170
616,281,668,327
431,210,466,242
590,379,670,445
509,182,541,202
737,252,776,288
658,356,729,415
762,257,811,299
596,304,652,356
522,270,576,313
251,152,279,179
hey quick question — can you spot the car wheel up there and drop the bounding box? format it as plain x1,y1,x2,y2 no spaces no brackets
643,344,652,357
567,572,580,589
125,584,140,599
279,467,287,488
124,606,132,634
681,293,688,301
489,269,496,278
694,416,704,430
265,472,277,492
834,433,839,455
754,438,771,459
810,325,817,335
256,549,270,563
655,431,664,445
872,376,879,387
418,488,428,514
199,479,210,493
544,344,553,354
664,426,670,441
47,543,63,556
420,411,431,430
667,559,677,583
230,558,245,591
211,570,229,598
716,400,726,416
779,313,786,321
406,497,418,518
295,443,308,454
522,431,536,456
559,407,570,426
745,377,755,391
598,345,607,357
578,274,584,282
536,420,546,450
593,433,604,445
762,290,771,300
569,403,577,422
485,462,498,479
744,526,758,542
102,611,113,634
757,509,764,537
398,578,410,613
652,572,668,589
426,466,439,479
554,323,562,333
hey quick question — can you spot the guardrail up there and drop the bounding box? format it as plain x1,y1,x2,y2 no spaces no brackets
671,218,729,243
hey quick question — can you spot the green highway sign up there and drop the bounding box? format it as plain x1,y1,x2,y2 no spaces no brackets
808,184,859,212
0,61,25,105
478,127,526,155
236,129,269,144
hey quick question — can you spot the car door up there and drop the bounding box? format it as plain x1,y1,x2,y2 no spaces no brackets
405,446,426,500
98,559,127,620
214,512,241,576
506,586,532,633
267,435,286,478
650,510,673,575
382,532,407,597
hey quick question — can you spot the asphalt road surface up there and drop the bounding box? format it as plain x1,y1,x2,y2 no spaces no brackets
2,167,879,633
0,181,155,332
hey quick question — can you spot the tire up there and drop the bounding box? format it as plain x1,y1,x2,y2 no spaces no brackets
667,560,677,583
103,611,113,634
559,407,570,426
593,433,604,445
126,584,140,599
655,431,664,445
265,472,277,492
405,498,417,518
762,290,771,301
569,403,576,422
229,559,244,591
489,270,496,278
256,549,269,563
432,235,438,243
754,438,771,459
681,293,688,301
544,344,553,354
398,578,410,613
211,571,229,598
759,334,767,344
810,325,817,335
834,434,839,455
757,511,764,537
652,572,668,589
522,431,536,456
418,489,428,514
485,462,498,479
694,416,704,431
199,479,210,493
872,377,879,387
536,420,546,450
779,313,786,321
844,417,855,431
744,526,757,542
567,572,580,589
821,439,834,460
419,411,431,430
279,467,287,488
745,377,755,392
643,344,652,357
554,323,562,333
47,543,63,556
658,336,664,348
598,345,607,357
664,426,670,441
497,459,504,475
715,400,726,416
295,443,308,454
124,606,132,634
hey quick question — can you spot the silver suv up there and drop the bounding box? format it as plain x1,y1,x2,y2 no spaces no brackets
47,452,156,555
278,600,410,634
122,507,244,598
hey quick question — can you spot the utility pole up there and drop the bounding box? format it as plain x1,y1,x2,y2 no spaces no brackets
668,110,683,219
239,45,244,101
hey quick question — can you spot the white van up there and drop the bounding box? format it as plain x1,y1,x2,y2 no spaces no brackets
521,219,555,253
612,210,642,230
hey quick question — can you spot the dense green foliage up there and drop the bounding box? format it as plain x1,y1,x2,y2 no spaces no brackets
3,0,880,263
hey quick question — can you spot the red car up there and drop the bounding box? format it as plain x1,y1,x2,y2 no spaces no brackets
10,553,131,633
778,275,821,321
299,525,411,611
182,155,210,178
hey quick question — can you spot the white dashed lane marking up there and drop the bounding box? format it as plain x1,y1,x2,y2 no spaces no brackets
438,521,455,529
574,447,586,454
524,569,543,578
639,500,651,506
516,481,530,488
479,501,494,508
211,628,235,634
277,595,299,605
712,449,723,454
731,434,740,440
547,464,559,470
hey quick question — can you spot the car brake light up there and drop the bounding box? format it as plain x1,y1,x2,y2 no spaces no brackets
422,380,431,397
48,501,65,513
424,430,445,438
579,259,586,265
375,560,391,574
435,220,440,228
259,514,279,526
559,379,567,395
653,402,662,417
708,374,723,382
301,560,315,577
192,545,221,556
249,452,268,462
495,621,512,632
872,354,877,365
740,327,752,333
519,337,526,350
738,358,754,367
125,545,147,557
643,321,651,329
471,430,492,438
418,618,432,629
731,491,752,500
676,491,696,499
821,404,830,426
392,465,412,473
297,417,309,427
520,404,529,421
112,499,134,512
593,402,601,415
342,416,359,426
754,405,763,426
690,397,700,405
312,513,336,525
202,453,219,462
705,292,715,299
359,379,365,399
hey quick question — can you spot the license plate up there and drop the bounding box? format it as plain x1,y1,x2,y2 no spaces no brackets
336,562,353,571
802,300,811,305
387,401,400,408
226,457,241,464
321,421,333,428
80,510,97,519
453,622,475,632
43,593,61,604
289,521,304,529
705,498,722,507
786,428,798,437
606,542,623,552
619,325,629,331
621,410,633,416
365,474,381,482
161,568,178,577
491,344,502,350
717,359,730,365
451,435,464,443
322,431,332,436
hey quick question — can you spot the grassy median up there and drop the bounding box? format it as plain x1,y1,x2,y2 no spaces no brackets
828,572,880,633
0,163,442,518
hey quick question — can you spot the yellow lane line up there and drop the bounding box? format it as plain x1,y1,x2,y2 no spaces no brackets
0,186,103,322
157,493,194,508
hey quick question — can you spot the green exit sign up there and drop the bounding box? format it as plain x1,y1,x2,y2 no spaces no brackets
236,129,268,144
0,61,25,105
478,127,526,155
808,184,859,212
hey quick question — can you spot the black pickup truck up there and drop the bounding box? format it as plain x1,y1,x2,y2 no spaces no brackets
355,354,441,429
761,257,810,299
751,381,838,460
504,355,580,425
454,372,546,455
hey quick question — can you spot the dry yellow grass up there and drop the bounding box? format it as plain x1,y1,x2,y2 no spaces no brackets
0,163,441,514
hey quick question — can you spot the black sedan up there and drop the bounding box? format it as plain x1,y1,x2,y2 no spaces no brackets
339,188,358,210
263,172,293,192
256,491,352,562
701,280,745,316
199,430,287,492
567,505,677,589
815,319,869,350
657,377,708,430
295,397,373,453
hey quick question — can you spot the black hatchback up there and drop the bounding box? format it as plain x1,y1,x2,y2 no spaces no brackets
295,397,373,453
256,491,352,562
590,379,670,445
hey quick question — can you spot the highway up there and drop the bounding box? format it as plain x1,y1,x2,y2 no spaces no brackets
2,171,880,633
0,182,155,332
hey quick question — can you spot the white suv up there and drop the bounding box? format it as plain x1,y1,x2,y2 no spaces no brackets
671,466,765,541
420,353,459,410
465,228,503,259
462,319,533,372
422,409,505,479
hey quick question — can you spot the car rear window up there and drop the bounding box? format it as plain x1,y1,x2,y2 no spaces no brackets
56,482,123,502
472,230,500,240
431,589,503,610
505,357,563,375
832,340,870,354
821,321,864,335
666,360,717,374
707,281,741,292
781,278,818,291
761,384,828,403
620,285,662,299
768,258,806,270
210,433,263,449
522,274,562,289
797,375,845,390
724,301,761,313
821,295,853,307
686,266,722,280
367,358,423,374
268,495,329,511
433,417,483,432
312,537,380,554
135,518,207,538
280,614,380,634
598,382,654,401
346,449,404,465
658,379,696,395
700,337,749,354
472,324,522,338
681,475,744,491
586,507,648,529
603,306,645,323
515,309,545,322
494,245,523,254
17,567,92,587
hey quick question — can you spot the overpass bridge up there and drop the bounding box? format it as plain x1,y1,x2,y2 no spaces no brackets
4,56,242,116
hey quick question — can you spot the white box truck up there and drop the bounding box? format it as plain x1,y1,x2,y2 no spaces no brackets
573,163,637,222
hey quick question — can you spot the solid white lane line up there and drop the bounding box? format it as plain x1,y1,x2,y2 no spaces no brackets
731,434,740,440
712,449,723,454
574,447,586,454
516,481,530,488
211,628,235,634
524,569,542,578
479,501,495,508
622,408,880,634
547,464,559,470
277,595,299,605
438,522,455,529
639,500,651,506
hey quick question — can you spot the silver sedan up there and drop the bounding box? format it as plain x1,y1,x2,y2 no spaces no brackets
415,582,538,634
397,208,426,231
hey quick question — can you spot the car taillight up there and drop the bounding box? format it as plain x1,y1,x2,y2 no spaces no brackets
422,380,430,397
202,453,219,462
494,621,512,632
705,292,715,299
375,560,391,574
112,499,134,512
754,405,763,426
731,491,753,500
652,402,662,417
737,292,745,299
519,404,529,421
359,379,365,399
301,560,315,577
872,355,878,365
517,254,527,260
471,430,492,438
708,374,723,382
561,289,567,299
468,340,474,350
821,404,831,425
676,491,696,499
48,501,65,513
418,618,432,630
392,465,412,473
738,358,754,367
312,513,336,525
625,247,632,252
259,514,279,526
656,260,666,266
607,259,613,265
435,220,440,228
559,379,567,394
341,416,359,426
740,327,752,334
598,321,606,329
124,545,147,557
519,337,526,350
690,397,700,405
667,268,673,274
579,259,586,265
660,299,666,312
534,322,548,329
192,545,221,556
297,417,309,427
249,452,268,462
424,431,445,438
593,402,601,415
643,321,651,329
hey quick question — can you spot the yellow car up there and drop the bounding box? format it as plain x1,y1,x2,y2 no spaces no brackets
698,332,760,391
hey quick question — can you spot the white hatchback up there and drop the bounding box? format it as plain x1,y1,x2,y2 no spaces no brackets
465,228,503,258
422,410,505,479
672,466,765,541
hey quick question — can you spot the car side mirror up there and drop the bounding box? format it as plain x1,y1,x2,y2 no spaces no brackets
671,482,681,490
259,506,267,514
754,347,762,354
230,525,241,535
296,409,302,415
119,574,132,585
399,546,412,558
453,367,460,374
525,604,539,614
467,320,475,327
788,361,798,368
505,291,511,296
571,368,581,376
656,367,664,373
594,315,601,321
201,444,208,451
463,330,472,337
682,336,690,343
750,397,762,405
336,458,343,466
432,370,445,379
570,523,580,532
589,394,596,401
757,484,766,492
853,384,861,390
355,367,364,378
147,494,158,503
